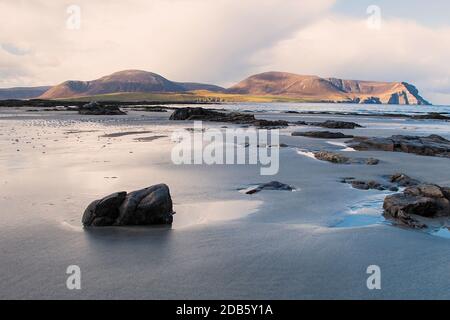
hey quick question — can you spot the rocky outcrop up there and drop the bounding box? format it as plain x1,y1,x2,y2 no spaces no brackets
341,173,419,191
383,184,450,228
347,134,450,158
82,184,174,226
78,101,126,115
292,131,353,139
314,120,362,129
411,113,450,120
245,181,295,194
341,177,398,191
170,107,288,128
314,151,378,165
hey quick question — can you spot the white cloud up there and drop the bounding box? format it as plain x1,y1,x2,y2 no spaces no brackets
0,0,334,87
2,1,450,104
252,15,450,104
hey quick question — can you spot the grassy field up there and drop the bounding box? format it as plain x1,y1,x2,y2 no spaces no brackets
61,90,316,103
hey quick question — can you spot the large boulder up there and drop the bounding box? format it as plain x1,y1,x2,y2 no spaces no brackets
347,134,450,158
383,184,450,228
82,184,174,227
313,151,378,165
78,101,126,115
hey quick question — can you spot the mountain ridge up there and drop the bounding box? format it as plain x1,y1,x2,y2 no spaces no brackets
0,70,431,105
228,71,431,105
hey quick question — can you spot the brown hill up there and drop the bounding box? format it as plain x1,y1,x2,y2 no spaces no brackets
228,71,430,105
39,70,224,99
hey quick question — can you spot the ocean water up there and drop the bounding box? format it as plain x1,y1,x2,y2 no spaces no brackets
212,102,450,115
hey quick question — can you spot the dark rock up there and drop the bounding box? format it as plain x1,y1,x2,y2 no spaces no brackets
313,151,379,165
245,181,295,194
365,158,380,165
314,151,350,164
411,113,450,120
169,107,288,128
383,184,450,228
82,184,174,227
314,120,362,129
347,134,450,158
389,173,420,187
350,180,387,191
292,131,353,139
78,101,126,115
363,97,382,104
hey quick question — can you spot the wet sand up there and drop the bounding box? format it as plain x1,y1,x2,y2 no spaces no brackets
0,106,449,299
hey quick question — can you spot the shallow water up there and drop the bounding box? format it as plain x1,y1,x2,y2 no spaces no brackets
213,102,450,115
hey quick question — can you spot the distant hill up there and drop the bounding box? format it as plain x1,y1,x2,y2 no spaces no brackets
0,86,51,100
228,71,431,105
39,70,224,99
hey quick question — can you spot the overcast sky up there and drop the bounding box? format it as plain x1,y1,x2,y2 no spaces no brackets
1,0,450,104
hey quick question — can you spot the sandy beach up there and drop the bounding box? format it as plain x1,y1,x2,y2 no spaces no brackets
1,104,449,299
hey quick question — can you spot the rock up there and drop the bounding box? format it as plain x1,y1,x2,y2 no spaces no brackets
383,184,450,228
314,151,350,164
313,151,379,165
291,131,353,139
365,158,380,165
347,134,450,158
169,107,288,128
412,113,450,120
314,120,362,129
245,181,294,194
389,173,420,187
78,101,127,115
349,180,386,191
82,184,174,226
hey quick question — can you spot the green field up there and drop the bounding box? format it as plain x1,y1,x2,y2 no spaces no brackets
60,90,315,103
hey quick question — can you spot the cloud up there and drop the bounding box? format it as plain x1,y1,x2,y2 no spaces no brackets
252,15,450,104
0,0,334,87
2,0,450,104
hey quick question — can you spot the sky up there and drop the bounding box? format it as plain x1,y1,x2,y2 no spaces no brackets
1,0,450,104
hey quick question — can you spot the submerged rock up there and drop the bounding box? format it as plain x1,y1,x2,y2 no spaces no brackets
170,107,288,128
383,184,450,228
82,184,174,226
245,181,295,194
78,101,126,115
292,131,353,139
347,134,450,158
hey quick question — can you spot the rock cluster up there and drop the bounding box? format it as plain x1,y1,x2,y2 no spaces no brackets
82,184,174,226
313,151,379,165
313,120,362,129
292,131,353,139
347,134,450,158
170,107,288,128
78,101,126,115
